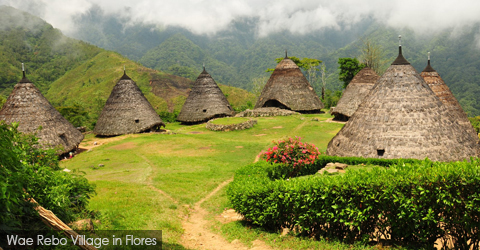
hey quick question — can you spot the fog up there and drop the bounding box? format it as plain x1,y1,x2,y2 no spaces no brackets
1,0,480,36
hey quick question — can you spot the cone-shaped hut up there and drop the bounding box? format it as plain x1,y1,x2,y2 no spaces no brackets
331,67,380,121
94,71,165,136
420,53,476,133
0,67,84,154
177,67,234,123
254,52,324,113
326,39,479,161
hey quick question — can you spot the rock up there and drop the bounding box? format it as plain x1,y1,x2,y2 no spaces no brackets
93,141,98,145
311,118,319,121
326,168,339,174
325,163,336,168
98,164,104,167
334,163,348,170
63,168,71,172
206,119,257,132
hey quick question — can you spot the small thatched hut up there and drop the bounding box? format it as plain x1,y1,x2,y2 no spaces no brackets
326,42,479,162
0,70,84,154
331,67,379,121
420,53,476,133
254,53,324,113
94,71,165,136
177,67,234,123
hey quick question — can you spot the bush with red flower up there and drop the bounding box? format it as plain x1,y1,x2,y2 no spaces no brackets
261,137,320,177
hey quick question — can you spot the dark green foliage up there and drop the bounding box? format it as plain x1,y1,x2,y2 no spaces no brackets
322,89,343,109
227,155,480,248
0,122,96,234
158,110,179,123
469,116,480,133
56,103,89,128
338,58,365,89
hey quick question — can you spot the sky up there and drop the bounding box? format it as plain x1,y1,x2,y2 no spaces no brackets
1,0,480,37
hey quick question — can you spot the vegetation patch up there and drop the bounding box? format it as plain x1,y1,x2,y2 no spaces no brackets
227,156,480,249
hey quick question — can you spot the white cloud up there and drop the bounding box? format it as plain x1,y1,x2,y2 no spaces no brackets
1,0,480,36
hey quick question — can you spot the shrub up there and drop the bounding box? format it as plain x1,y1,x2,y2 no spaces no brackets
0,122,96,235
261,137,320,177
227,155,480,248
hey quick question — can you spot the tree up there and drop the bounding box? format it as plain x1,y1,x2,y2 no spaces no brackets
338,58,365,89
251,76,269,102
320,63,327,100
358,38,388,75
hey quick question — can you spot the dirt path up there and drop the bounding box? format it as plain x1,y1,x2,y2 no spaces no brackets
180,178,272,250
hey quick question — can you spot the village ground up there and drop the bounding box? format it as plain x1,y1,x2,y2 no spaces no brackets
60,113,395,250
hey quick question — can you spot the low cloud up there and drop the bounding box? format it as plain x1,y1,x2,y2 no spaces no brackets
1,0,480,36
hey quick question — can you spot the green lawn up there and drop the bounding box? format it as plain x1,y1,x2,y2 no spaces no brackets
60,112,358,249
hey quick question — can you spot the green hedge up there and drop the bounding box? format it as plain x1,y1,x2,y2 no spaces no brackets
227,156,480,248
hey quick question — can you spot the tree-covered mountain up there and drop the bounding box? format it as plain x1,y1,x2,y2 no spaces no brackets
68,9,480,116
0,6,254,128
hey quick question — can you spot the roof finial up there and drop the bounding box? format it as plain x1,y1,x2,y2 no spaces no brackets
398,35,402,47
203,62,205,71
22,63,26,78
428,51,430,62
285,49,288,59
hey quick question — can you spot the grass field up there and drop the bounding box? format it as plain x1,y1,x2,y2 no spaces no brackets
59,112,382,249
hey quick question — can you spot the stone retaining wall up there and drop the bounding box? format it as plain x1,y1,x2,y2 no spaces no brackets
206,119,257,132
235,107,299,117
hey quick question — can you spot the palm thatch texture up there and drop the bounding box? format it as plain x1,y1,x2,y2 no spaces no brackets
177,67,234,123
420,55,476,134
254,54,324,113
94,72,165,136
331,67,379,121
0,71,84,155
326,45,479,162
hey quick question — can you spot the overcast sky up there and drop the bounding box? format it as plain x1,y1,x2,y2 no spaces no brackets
1,0,480,36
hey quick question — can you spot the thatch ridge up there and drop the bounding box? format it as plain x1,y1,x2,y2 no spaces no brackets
0,77,84,154
177,68,234,123
94,73,165,136
254,57,324,113
420,59,476,134
331,67,379,120
326,47,479,162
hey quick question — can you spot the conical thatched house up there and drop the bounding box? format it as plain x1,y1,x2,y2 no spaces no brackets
177,67,234,123
420,54,476,134
94,71,165,136
254,53,324,113
326,43,479,162
0,69,84,154
331,67,380,121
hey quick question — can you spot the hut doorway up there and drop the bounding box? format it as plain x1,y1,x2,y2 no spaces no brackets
263,99,290,110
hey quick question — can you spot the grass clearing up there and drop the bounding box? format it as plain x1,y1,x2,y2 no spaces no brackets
60,112,356,249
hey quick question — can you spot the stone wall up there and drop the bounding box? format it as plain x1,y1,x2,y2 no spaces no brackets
206,119,257,132
235,107,299,117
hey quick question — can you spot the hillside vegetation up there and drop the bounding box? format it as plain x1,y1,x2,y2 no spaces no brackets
70,11,480,116
0,6,255,129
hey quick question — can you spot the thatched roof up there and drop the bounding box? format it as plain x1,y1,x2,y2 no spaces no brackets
0,72,84,154
420,56,476,134
254,55,324,113
94,72,165,136
331,67,379,120
326,46,479,162
177,68,234,123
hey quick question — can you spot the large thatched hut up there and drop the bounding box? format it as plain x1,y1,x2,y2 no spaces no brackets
420,53,476,134
177,67,234,123
326,43,479,162
94,71,165,136
0,69,84,154
254,53,324,113
331,67,379,121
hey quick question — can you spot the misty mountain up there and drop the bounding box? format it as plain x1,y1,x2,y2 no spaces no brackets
68,9,480,116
